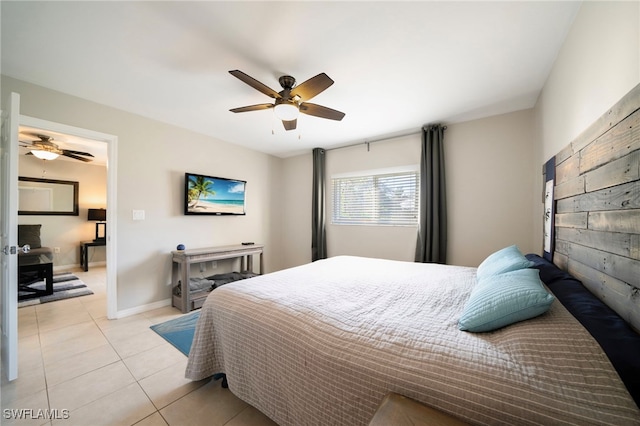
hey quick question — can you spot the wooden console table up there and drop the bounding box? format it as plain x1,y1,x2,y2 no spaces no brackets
80,240,106,272
171,244,264,313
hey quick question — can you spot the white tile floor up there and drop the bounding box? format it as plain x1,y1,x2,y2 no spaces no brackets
1,266,277,426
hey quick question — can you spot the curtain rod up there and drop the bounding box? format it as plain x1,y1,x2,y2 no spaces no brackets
326,126,447,152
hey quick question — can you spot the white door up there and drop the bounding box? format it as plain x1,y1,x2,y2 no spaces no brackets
1,92,20,381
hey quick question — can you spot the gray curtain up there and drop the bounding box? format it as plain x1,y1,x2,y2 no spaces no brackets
312,147,327,261
415,124,447,264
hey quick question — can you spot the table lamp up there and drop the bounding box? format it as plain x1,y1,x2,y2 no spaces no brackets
88,208,107,242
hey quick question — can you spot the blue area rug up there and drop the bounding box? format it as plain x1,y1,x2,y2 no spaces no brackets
150,311,200,356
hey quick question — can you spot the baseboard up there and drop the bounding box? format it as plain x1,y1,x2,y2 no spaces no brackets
115,298,172,319
52,261,106,273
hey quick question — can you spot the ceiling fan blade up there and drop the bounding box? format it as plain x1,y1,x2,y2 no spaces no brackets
230,103,275,113
229,70,282,100
290,73,334,101
282,119,297,131
62,152,93,162
63,149,94,158
299,103,345,121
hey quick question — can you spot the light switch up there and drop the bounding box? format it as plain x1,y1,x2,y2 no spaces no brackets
132,210,145,221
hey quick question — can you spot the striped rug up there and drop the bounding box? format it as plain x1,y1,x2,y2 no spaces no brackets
18,272,94,308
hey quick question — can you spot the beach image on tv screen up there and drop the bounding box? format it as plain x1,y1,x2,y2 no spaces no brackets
187,175,245,214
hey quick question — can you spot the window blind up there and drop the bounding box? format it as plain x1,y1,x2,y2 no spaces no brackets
331,170,419,226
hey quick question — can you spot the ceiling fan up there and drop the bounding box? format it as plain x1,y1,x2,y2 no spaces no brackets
19,134,94,162
229,70,345,131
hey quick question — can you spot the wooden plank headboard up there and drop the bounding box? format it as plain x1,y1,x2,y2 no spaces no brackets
552,83,639,331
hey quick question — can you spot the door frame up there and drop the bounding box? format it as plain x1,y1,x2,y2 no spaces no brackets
1,92,21,381
19,115,118,319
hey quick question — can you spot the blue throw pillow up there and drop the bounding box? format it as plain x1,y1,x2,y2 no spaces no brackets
476,245,533,280
459,268,555,332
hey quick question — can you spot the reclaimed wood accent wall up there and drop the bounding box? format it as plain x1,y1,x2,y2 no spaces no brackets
553,83,640,331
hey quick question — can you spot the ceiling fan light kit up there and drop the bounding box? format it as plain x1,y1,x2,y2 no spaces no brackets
274,100,299,121
229,69,345,131
31,149,60,160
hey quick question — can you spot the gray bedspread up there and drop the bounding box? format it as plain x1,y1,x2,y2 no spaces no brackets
186,256,640,425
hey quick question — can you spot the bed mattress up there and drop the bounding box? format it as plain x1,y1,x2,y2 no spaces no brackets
186,255,640,425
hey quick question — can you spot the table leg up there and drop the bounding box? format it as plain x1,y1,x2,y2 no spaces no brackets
43,263,53,296
259,252,263,274
83,244,89,272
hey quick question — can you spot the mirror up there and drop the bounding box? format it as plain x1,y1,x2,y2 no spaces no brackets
18,177,79,216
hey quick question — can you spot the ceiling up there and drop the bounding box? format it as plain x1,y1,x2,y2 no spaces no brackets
2,1,581,158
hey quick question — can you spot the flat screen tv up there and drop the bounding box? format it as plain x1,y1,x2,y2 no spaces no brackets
184,172,246,215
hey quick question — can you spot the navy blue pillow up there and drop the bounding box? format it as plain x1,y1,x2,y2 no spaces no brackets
526,254,640,408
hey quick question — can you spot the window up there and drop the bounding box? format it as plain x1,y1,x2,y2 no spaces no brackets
332,167,419,226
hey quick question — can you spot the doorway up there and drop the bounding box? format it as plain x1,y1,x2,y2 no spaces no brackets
18,115,118,318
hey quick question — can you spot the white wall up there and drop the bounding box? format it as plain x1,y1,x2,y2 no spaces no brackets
446,109,536,266
535,1,639,163
18,156,107,269
3,76,284,313
279,153,312,269
282,109,538,268
532,1,639,253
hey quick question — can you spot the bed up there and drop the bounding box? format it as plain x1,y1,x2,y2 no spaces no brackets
185,254,640,425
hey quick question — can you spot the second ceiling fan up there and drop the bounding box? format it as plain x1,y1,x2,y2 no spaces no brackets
229,70,345,131
20,134,94,162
